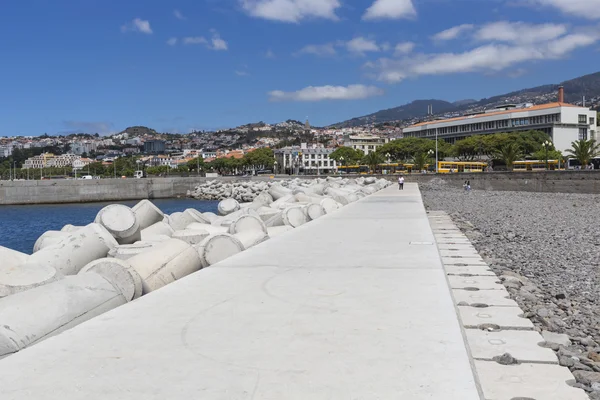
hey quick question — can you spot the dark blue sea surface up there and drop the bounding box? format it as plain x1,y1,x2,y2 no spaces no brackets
0,199,218,254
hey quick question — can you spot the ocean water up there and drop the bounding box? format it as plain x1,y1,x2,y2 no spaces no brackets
0,199,219,254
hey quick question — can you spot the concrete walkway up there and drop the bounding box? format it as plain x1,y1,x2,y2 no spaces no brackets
0,183,481,399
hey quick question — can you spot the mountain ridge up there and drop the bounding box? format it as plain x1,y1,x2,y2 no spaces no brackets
330,71,600,128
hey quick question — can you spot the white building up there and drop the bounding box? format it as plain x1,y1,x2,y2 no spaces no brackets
46,154,80,168
344,134,389,155
72,158,93,171
23,153,55,169
403,95,596,154
274,146,337,175
0,145,12,158
70,141,98,155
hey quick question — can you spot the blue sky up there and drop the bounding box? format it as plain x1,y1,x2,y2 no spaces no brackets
1,0,600,136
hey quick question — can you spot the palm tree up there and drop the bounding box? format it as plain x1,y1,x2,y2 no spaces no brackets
495,142,521,171
412,152,430,172
363,152,384,173
566,139,600,168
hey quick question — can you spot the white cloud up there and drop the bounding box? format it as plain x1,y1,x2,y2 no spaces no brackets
166,37,178,46
265,49,276,58
174,9,186,20
183,36,208,45
210,31,228,51
475,21,568,44
121,18,153,34
269,84,384,102
296,43,337,57
432,24,474,41
532,0,600,20
394,41,415,55
346,37,381,55
369,30,600,83
363,0,416,20
235,70,250,76
240,0,341,23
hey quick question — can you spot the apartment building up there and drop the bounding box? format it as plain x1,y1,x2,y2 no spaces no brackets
344,134,389,155
274,146,337,175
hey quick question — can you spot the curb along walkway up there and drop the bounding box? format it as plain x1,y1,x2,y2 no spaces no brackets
429,211,587,400
0,183,481,399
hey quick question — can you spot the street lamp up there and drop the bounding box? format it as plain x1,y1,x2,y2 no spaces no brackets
542,140,551,170
428,149,434,173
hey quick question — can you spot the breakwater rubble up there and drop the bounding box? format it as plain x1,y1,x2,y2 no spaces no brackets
421,179,600,398
0,176,391,358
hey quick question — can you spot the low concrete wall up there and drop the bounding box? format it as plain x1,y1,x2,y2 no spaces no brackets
400,170,600,194
2,171,600,205
0,177,272,205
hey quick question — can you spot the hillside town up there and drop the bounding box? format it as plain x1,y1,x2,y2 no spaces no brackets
0,121,400,179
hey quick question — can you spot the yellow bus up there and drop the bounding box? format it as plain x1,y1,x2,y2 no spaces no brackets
437,161,487,173
338,165,370,174
513,160,559,171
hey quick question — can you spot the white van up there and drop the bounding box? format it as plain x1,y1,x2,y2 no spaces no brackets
81,175,93,180
134,170,144,179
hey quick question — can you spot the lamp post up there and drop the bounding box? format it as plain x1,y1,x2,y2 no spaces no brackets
542,140,551,170
428,149,434,173
435,132,439,174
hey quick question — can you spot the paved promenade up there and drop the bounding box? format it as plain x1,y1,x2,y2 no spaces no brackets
0,184,482,399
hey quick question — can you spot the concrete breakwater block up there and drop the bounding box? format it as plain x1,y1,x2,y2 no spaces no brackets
60,224,83,233
187,223,229,235
256,206,281,222
320,198,342,214
33,230,70,253
228,215,267,234
0,272,128,358
0,262,62,298
132,200,164,230
268,184,292,200
234,230,269,250
140,221,174,241
185,209,211,224
172,229,211,245
266,207,309,228
202,212,219,223
28,223,118,275
218,198,240,216
79,258,142,301
108,242,157,261
305,203,326,221
168,212,198,231
195,234,245,268
127,239,202,294
1,246,29,268
95,204,141,245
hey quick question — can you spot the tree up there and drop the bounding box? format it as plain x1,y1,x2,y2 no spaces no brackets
187,157,204,173
244,148,274,172
329,147,364,166
495,142,522,171
362,152,384,173
566,139,600,167
412,152,430,172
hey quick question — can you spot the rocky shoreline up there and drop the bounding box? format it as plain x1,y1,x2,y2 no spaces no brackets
421,179,600,398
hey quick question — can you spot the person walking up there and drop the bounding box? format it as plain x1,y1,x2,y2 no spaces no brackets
398,175,404,190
